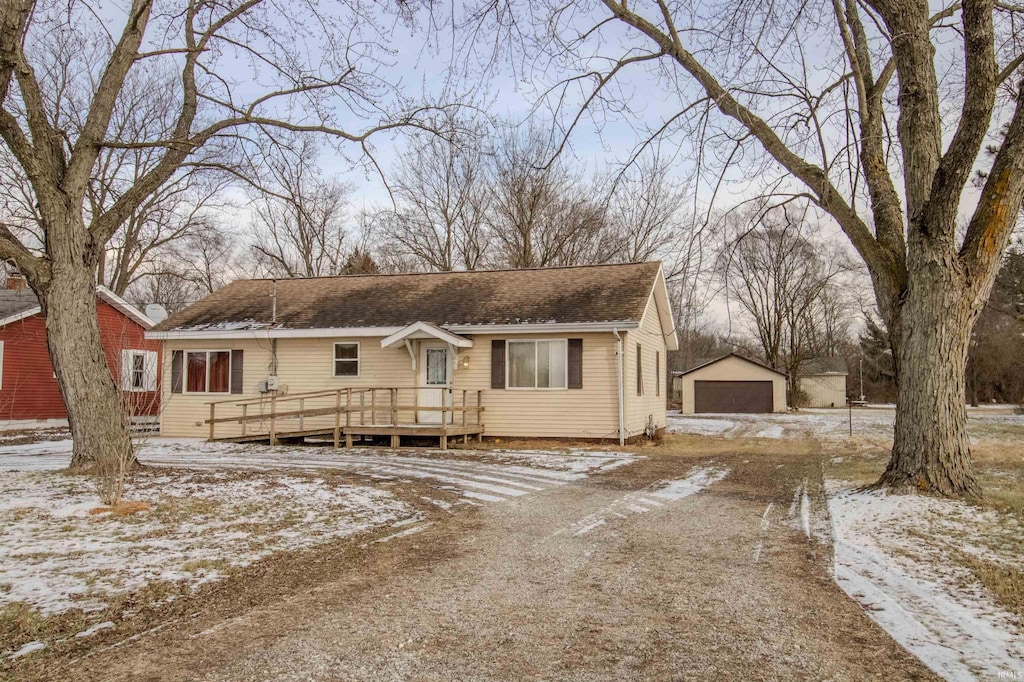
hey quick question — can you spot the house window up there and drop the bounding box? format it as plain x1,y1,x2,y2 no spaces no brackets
636,343,644,396
655,351,660,397
185,350,230,394
334,342,359,377
131,354,145,389
121,349,157,392
507,339,567,389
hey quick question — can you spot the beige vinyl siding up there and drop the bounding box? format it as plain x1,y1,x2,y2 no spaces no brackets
797,374,847,408
680,356,787,414
622,293,669,436
160,336,420,438
160,338,272,437
455,332,620,439
159,331,623,439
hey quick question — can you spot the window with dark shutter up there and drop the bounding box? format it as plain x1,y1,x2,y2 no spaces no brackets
491,339,506,389
636,343,644,396
231,350,244,394
568,339,583,389
171,350,183,394
655,351,660,397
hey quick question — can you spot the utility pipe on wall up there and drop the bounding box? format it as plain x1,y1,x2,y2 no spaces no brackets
613,328,624,446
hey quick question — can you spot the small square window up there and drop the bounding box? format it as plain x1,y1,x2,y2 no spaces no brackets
334,342,359,377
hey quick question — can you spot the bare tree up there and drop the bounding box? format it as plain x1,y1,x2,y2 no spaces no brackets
0,0,449,474
479,0,1024,495
605,153,687,263
126,225,239,314
487,126,614,267
720,206,850,403
374,119,490,271
248,138,352,278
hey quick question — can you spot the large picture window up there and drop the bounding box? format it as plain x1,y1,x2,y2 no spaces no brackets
507,340,567,389
334,342,360,377
185,350,231,394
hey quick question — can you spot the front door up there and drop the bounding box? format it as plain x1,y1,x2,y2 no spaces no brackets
418,342,452,423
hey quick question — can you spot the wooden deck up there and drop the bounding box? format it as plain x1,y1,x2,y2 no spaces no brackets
206,387,485,449
214,424,484,448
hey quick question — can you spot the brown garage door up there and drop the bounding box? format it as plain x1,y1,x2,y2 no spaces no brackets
694,380,773,413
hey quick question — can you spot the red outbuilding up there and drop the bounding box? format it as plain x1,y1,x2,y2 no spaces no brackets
0,277,161,423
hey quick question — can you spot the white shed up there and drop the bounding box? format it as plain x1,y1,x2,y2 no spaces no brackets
796,357,849,408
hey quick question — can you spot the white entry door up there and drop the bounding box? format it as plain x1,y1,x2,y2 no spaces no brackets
418,342,452,423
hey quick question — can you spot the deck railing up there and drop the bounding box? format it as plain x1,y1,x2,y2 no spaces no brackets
205,387,484,444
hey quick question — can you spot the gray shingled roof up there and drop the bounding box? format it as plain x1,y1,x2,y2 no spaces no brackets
154,262,663,332
0,289,40,320
800,356,849,375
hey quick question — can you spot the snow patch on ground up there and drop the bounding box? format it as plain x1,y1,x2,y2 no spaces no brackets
0,438,638,618
74,621,114,638
649,467,730,501
0,469,413,615
827,481,1024,680
564,465,730,537
753,425,784,439
665,416,735,436
7,640,46,659
666,407,1024,442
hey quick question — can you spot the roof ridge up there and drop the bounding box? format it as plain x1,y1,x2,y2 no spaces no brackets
240,261,660,283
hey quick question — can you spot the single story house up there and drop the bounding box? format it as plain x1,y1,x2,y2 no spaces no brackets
675,353,787,414
146,262,678,445
0,278,160,425
796,357,848,408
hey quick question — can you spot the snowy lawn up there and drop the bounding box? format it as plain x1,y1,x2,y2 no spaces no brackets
827,483,1024,680
668,405,1024,443
822,424,1024,681
0,467,415,620
0,436,639,653
665,407,1024,678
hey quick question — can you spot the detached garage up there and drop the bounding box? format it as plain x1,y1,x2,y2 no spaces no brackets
678,353,787,414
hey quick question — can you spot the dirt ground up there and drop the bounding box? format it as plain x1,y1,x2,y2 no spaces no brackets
6,438,936,682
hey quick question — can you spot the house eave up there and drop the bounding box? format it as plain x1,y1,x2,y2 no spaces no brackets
146,321,642,341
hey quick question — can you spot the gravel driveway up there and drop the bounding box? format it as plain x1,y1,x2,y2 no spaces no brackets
25,444,934,681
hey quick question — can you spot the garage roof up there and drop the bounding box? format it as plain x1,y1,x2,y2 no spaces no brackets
677,352,787,377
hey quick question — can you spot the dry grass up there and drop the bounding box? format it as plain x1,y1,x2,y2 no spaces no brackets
0,602,91,657
88,500,151,517
956,554,1024,624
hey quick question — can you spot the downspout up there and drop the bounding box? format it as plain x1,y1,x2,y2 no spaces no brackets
613,328,624,446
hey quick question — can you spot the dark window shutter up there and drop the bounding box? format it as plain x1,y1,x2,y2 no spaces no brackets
568,338,583,389
230,349,244,394
491,340,506,389
171,350,183,394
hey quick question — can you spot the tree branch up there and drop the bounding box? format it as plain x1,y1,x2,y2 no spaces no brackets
960,82,1024,298
64,0,154,198
602,0,905,299
921,0,997,241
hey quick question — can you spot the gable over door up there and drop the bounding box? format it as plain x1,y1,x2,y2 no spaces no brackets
694,380,773,413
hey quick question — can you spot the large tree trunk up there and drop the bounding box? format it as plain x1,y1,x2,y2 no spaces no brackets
877,267,982,497
39,234,135,473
